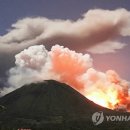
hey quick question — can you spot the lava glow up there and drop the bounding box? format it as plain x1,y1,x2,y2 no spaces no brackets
86,86,119,109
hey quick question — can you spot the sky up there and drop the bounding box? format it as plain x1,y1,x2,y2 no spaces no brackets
1,0,130,35
0,0,130,88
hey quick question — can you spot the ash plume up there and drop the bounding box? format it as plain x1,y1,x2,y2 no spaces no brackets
0,8,130,54
1,45,130,111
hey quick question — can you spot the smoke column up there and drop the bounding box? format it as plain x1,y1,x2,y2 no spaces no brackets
1,45,130,111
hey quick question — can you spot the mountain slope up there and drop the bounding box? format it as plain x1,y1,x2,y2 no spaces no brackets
0,80,107,119
0,80,129,130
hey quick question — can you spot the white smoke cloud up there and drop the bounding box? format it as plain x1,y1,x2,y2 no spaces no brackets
0,8,130,54
6,45,60,91
15,45,48,70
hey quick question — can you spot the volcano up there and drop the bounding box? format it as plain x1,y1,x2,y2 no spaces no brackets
0,80,130,130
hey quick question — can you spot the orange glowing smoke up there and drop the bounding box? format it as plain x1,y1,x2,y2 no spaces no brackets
50,45,92,90
50,45,130,111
